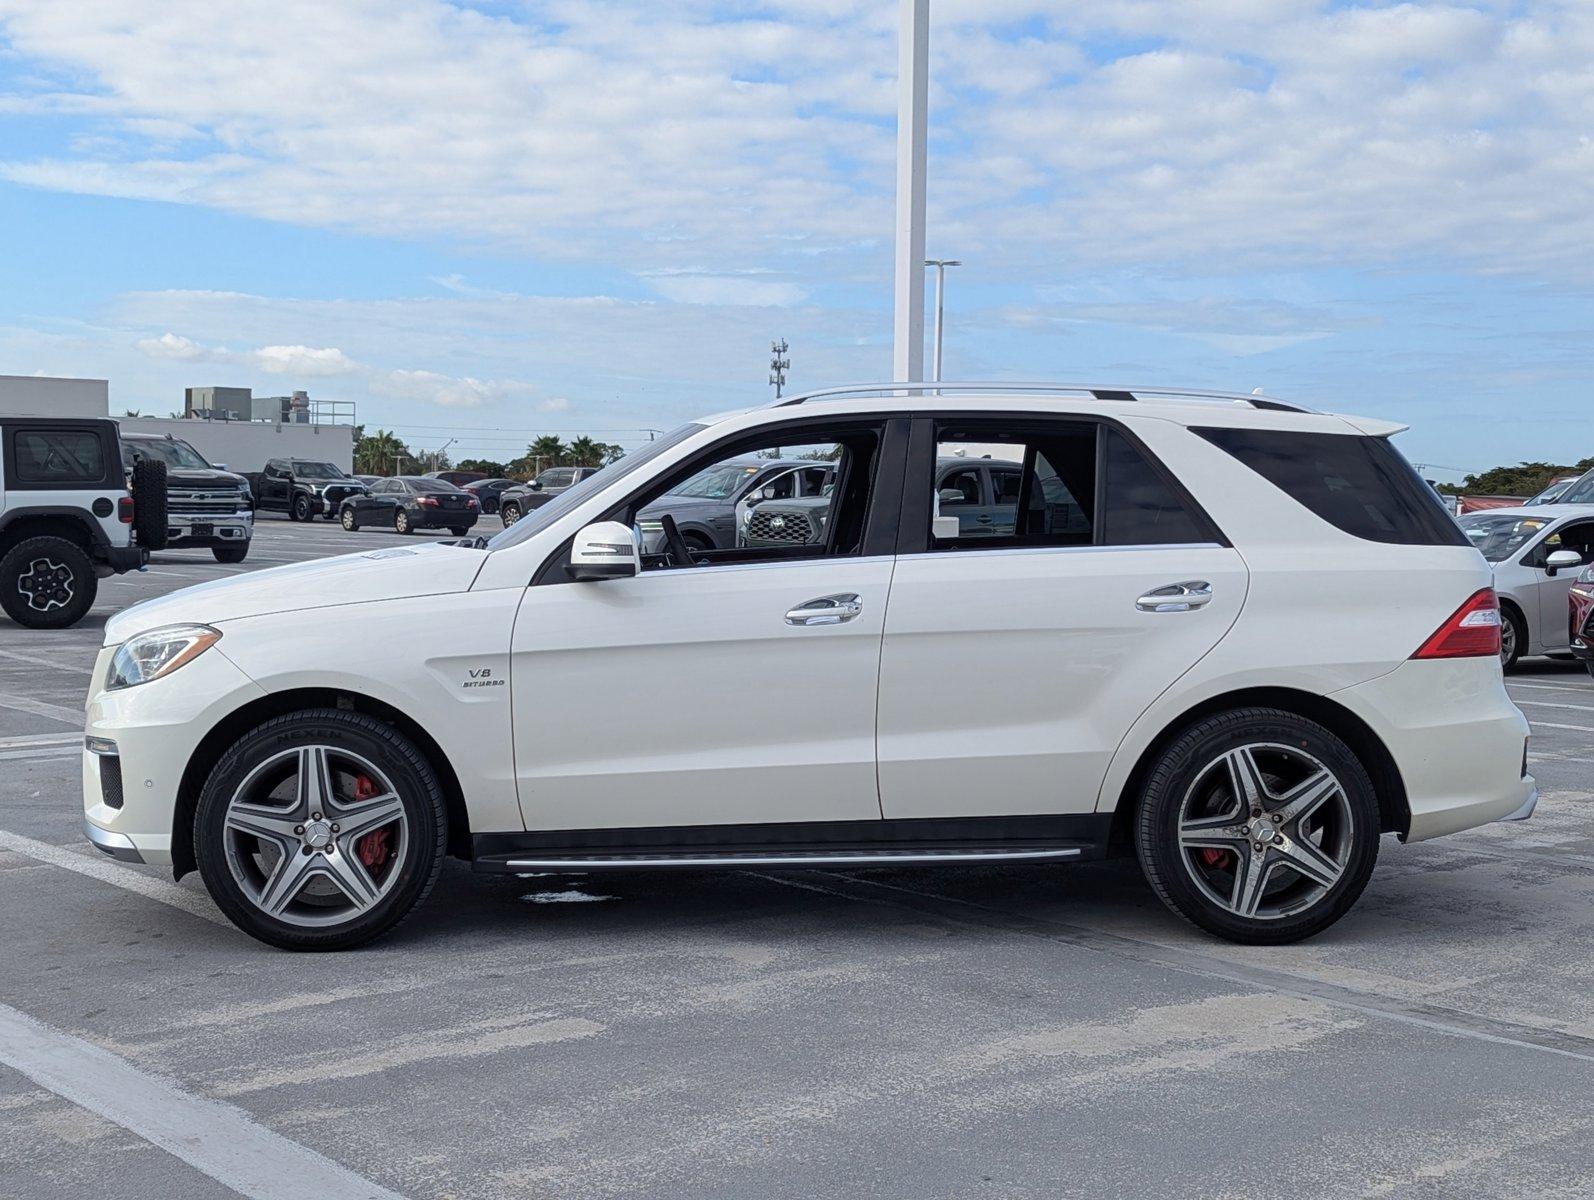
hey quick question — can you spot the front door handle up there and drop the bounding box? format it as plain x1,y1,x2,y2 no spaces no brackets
1136,581,1213,613
786,593,863,626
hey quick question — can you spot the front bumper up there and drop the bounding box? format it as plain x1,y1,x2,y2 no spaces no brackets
1330,657,1536,842
82,644,266,870
166,511,253,548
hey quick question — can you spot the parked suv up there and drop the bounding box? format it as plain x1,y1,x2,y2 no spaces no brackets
498,467,602,526
640,456,835,553
82,384,1535,951
2,416,163,628
121,433,253,563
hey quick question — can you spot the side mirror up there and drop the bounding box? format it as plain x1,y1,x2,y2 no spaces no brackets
212,462,229,471
755,486,777,502
567,521,640,581
937,488,965,505
1546,549,1582,576
531,480,544,490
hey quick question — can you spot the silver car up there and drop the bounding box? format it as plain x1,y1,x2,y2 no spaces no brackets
1458,505,1594,668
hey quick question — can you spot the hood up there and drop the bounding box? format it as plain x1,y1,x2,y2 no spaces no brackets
164,467,249,490
105,543,487,644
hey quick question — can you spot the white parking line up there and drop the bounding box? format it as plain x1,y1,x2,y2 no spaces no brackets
1516,698,1594,714
0,829,228,927
0,747,81,762
0,732,82,749
1530,720,1594,734
0,646,93,675
0,691,83,725
0,1002,407,1200
1508,682,1594,693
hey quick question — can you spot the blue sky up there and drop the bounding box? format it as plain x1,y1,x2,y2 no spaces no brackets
2,1,1592,476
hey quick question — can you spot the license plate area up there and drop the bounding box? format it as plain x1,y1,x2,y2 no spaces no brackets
190,523,213,537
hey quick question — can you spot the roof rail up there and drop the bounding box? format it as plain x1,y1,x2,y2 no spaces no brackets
772,381,1311,414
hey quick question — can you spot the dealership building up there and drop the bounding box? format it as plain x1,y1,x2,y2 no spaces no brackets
0,375,356,472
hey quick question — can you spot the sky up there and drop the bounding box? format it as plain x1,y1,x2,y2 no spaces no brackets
1,1,1592,476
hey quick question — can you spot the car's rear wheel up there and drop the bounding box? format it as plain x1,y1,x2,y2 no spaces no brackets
213,543,249,564
395,510,411,535
500,502,520,526
0,536,98,629
1135,708,1379,944
1500,603,1526,671
341,507,359,531
193,710,445,951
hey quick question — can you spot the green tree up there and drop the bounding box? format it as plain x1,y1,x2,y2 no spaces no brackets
565,436,605,468
1459,458,1594,497
455,458,509,477
355,429,412,475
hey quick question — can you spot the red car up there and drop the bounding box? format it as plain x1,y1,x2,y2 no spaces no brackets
1570,566,1594,680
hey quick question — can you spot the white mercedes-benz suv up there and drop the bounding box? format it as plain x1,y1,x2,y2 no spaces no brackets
82,383,1536,950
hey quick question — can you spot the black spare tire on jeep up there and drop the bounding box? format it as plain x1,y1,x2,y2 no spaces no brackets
130,457,169,551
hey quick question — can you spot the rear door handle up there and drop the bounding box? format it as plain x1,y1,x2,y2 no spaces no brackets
786,593,863,626
1136,581,1213,613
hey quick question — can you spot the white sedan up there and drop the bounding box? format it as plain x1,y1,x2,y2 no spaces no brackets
1459,505,1594,668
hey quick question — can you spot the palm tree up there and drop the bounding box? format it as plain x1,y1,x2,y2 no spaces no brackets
566,436,604,468
356,429,408,475
527,435,567,467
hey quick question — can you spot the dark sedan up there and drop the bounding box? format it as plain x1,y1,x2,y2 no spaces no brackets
338,476,479,535
462,477,517,514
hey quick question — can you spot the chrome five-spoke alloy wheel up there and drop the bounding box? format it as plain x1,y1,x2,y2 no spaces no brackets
17,557,73,612
1176,743,1353,921
223,745,408,928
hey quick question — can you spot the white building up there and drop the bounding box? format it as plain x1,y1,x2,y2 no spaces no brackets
0,375,355,473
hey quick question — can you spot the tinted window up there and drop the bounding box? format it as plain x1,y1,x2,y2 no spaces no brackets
1458,512,1552,562
15,430,104,484
938,468,982,508
1101,429,1207,545
1559,469,1594,505
1196,427,1468,547
292,461,344,480
409,478,462,493
124,438,211,470
540,468,575,488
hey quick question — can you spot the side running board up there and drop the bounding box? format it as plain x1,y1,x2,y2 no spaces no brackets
473,845,1086,873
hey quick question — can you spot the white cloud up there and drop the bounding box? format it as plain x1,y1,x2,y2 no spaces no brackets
135,331,204,360
249,344,358,376
3,1,1593,282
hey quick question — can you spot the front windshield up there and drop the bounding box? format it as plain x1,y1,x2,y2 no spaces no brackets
127,439,211,470
293,461,345,480
1556,469,1594,505
487,423,705,550
1459,513,1553,562
668,462,759,500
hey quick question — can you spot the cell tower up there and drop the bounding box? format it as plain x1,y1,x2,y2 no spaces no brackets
769,338,790,398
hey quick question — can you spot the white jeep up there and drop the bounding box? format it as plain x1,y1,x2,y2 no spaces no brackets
81,384,1535,949
1,416,164,629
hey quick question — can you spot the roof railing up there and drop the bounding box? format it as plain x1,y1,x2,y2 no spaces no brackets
772,381,1310,414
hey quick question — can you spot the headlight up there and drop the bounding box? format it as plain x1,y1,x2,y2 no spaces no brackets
1579,565,1594,585
106,625,222,691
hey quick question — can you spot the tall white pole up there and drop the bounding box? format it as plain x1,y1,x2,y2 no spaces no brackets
892,0,929,385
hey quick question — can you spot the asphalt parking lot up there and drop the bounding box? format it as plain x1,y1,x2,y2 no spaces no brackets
3,515,1593,1200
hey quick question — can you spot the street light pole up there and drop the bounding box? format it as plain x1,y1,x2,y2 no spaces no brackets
892,0,929,386
924,258,960,383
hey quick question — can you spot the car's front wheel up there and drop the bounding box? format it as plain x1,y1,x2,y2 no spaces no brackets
193,710,446,950
500,502,520,526
213,543,249,564
1134,708,1379,944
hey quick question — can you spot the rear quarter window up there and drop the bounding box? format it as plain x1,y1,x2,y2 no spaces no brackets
13,428,107,486
1195,427,1467,547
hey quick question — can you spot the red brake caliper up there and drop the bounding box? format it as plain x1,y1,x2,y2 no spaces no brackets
1199,848,1231,869
352,774,393,870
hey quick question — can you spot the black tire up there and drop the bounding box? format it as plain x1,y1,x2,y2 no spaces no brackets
1586,660,1594,682
292,493,315,522
1134,707,1380,945
193,709,446,951
0,536,98,629
341,507,359,531
130,458,169,550
450,527,468,537
684,531,715,554
500,502,520,526
1500,602,1526,672
213,543,249,564
395,510,412,535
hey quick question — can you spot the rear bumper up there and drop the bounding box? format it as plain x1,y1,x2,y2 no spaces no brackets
105,545,148,573
1330,658,1535,843
414,513,479,529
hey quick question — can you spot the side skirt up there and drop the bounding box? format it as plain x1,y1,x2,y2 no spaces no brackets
470,813,1115,874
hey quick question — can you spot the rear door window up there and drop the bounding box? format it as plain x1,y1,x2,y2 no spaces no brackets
1195,427,1468,547
14,429,105,485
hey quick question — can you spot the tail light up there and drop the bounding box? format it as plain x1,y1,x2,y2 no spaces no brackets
417,496,439,508
1412,588,1501,659
466,498,477,508
117,497,135,524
